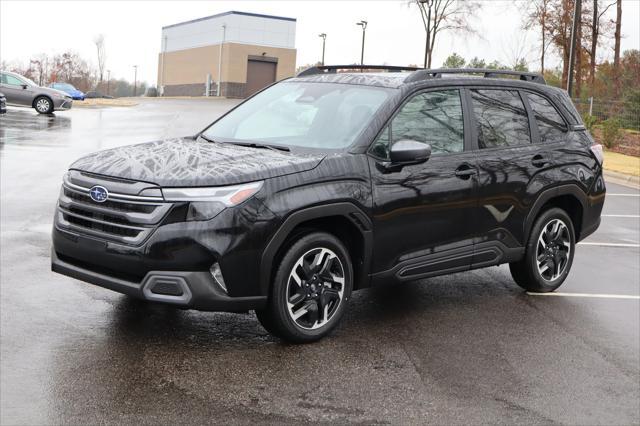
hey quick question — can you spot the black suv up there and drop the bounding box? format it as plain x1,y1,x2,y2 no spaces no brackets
51,66,605,342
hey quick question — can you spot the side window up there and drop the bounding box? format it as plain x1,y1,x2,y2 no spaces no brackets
526,93,568,143
3,74,24,86
370,90,464,159
470,89,531,149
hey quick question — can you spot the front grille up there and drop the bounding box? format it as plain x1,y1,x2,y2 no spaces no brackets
56,174,173,245
62,212,141,237
63,189,156,214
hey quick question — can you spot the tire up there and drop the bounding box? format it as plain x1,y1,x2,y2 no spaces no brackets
510,207,575,292
256,231,353,343
34,96,53,114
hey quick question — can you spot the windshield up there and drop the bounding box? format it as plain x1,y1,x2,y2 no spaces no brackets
202,82,392,150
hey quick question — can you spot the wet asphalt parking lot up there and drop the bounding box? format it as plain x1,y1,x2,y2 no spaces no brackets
1,100,639,425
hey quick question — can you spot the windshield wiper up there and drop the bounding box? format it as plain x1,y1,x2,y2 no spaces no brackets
198,134,216,143
226,141,290,152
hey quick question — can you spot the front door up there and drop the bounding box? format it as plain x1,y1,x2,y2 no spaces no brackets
369,88,478,282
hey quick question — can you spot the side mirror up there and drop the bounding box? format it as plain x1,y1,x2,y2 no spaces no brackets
21,84,28,90
377,140,431,173
389,140,431,164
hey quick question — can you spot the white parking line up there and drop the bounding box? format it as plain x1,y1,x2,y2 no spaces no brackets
527,292,640,300
607,193,640,197
578,242,640,248
601,214,640,218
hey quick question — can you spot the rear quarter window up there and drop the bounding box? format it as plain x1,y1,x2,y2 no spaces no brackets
526,93,568,143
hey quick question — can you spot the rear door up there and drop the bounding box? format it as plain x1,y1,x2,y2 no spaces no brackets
368,88,479,280
466,87,547,265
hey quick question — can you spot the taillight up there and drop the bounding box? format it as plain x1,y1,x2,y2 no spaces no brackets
590,143,604,165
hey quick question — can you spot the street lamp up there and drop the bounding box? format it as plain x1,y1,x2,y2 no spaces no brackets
133,65,138,97
356,20,367,67
106,70,111,96
318,33,327,66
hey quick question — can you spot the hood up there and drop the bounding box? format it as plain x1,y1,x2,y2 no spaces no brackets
69,137,325,187
43,87,70,97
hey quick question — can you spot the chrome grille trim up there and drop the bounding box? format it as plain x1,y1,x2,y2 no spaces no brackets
55,174,173,246
63,179,164,202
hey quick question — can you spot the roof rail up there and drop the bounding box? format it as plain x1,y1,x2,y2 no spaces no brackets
297,65,420,77
404,68,546,84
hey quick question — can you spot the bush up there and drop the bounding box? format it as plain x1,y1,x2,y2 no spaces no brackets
582,113,597,131
601,118,622,148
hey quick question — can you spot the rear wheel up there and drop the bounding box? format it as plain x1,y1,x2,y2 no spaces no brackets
510,208,575,292
256,232,353,343
34,96,53,114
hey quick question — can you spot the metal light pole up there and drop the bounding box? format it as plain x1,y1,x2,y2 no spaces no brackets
133,65,138,97
106,70,111,96
356,20,367,66
217,24,226,97
419,0,432,68
319,33,327,66
567,0,582,96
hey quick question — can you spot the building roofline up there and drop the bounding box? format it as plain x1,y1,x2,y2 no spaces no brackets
162,10,296,29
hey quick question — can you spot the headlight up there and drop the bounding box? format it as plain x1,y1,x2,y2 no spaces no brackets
163,181,263,221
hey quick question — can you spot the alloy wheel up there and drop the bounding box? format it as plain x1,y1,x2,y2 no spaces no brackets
36,98,50,113
286,247,345,330
536,218,571,281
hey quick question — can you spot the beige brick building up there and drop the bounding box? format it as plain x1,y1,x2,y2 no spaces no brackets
157,11,297,98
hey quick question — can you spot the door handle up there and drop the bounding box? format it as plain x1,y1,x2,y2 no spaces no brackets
455,164,477,179
531,154,549,168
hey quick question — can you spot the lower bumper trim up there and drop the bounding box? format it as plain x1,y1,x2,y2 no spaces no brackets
51,249,267,312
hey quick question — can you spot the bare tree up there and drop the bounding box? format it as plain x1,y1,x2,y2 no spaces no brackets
94,34,106,83
523,0,554,73
29,53,51,86
411,0,482,68
588,1,616,90
502,34,534,70
613,0,622,96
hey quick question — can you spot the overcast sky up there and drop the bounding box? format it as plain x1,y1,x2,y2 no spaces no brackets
1,0,639,85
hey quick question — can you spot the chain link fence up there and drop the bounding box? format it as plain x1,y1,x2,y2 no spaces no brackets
572,98,640,131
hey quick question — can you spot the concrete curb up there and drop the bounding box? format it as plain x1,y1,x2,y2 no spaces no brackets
603,170,640,189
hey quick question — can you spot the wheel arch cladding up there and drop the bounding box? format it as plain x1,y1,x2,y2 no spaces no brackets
260,203,373,295
525,185,586,242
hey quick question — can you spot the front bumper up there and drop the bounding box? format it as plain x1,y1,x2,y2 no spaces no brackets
54,98,73,110
51,249,266,312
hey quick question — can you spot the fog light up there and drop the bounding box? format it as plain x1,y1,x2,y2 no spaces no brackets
210,262,227,293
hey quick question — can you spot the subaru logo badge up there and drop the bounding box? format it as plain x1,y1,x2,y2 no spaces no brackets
89,185,109,203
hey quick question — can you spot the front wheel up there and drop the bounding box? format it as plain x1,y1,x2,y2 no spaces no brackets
510,208,575,292
256,232,353,343
34,96,53,114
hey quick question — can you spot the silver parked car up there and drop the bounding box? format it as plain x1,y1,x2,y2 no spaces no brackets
0,70,72,114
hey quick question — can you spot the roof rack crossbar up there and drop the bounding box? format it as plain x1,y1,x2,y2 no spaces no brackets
297,65,420,77
404,68,546,85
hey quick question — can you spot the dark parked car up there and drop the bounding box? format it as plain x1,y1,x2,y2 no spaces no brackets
51,66,605,342
85,91,113,99
0,92,6,114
